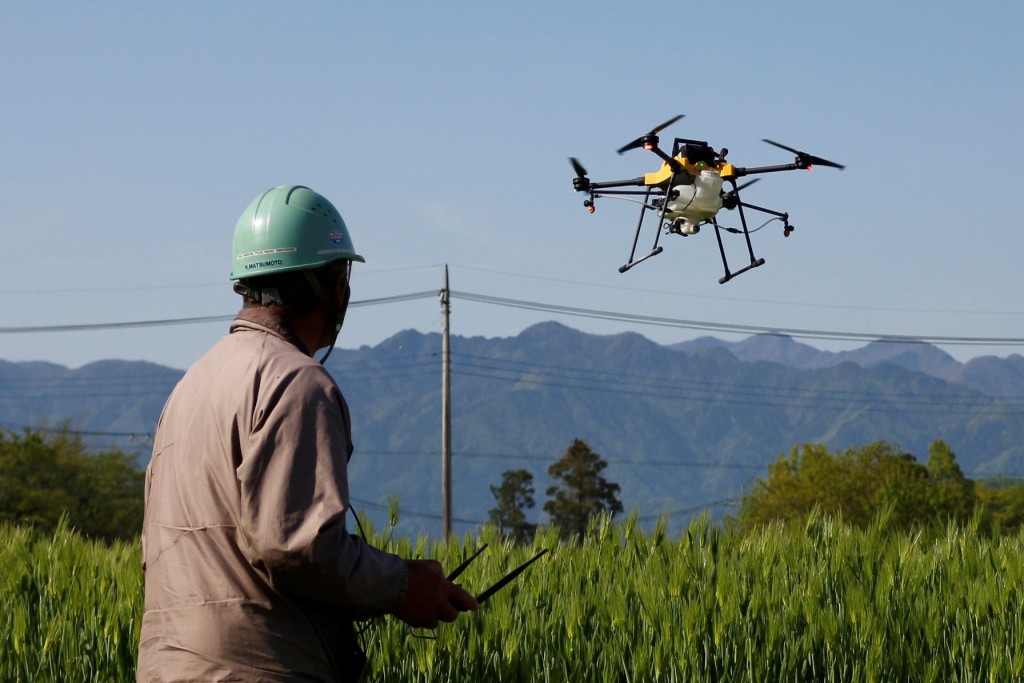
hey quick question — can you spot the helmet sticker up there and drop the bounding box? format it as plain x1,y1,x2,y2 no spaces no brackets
328,230,347,246
236,247,298,260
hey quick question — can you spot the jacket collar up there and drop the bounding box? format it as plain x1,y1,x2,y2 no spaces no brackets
230,306,309,355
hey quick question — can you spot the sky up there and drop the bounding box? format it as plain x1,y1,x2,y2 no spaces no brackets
2,1,1023,370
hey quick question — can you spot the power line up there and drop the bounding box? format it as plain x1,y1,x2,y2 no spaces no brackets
355,449,766,471
449,264,1024,316
333,351,1024,414
2,338,1018,420
0,314,236,334
0,291,438,334
3,287,1023,349
445,355,1024,417
450,291,1024,347
349,496,484,526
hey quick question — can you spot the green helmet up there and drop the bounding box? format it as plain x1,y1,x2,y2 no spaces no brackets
229,185,364,280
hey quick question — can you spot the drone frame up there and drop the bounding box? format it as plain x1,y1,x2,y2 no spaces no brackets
572,121,842,283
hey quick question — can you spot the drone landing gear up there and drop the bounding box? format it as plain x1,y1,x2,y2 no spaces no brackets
619,186,665,273
618,247,663,273
711,213,764,284
712,179,799,283
709,179,766,283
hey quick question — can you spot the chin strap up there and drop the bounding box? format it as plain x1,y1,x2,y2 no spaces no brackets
301,269,348,365
318,339,337,365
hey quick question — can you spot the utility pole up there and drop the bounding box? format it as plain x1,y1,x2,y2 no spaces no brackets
440,265,452,538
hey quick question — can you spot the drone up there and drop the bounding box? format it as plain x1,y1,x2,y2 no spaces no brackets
570,115,844,283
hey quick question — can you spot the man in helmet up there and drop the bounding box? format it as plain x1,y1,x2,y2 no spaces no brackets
138,185,477,682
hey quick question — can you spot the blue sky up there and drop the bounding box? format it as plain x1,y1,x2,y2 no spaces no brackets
3,1,1023,369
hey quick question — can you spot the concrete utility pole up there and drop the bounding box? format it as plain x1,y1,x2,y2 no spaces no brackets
440,265,452,538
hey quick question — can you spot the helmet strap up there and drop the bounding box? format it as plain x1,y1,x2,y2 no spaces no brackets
301,267,349,365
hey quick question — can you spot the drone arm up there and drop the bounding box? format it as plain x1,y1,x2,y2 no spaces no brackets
731,162,810,177
733,200,789,221
587,176,648,190
649,146,682,172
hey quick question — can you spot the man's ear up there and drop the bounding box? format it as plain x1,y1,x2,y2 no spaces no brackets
332,268,351,313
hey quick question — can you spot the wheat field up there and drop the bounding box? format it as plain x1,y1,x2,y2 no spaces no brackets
3,511,1023,682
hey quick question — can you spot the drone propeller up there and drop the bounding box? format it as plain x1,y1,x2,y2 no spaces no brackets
569,157,591,193
617,114,685,155
726,178,760,196
721,178,760,209
570,157,588,179
763,139,845,170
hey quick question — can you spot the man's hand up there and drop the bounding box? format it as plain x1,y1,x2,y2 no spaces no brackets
390,559,479,629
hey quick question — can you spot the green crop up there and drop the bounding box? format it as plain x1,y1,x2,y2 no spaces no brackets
0,519,140,682
3,510,1024,681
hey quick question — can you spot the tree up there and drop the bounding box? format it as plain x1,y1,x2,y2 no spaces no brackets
976,478,1024,531
926,439,976,519
0,427,144,541
488,469,536,544
737,440,977,532
544,439,622,540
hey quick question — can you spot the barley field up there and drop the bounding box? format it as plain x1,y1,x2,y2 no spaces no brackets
3,511,1023,682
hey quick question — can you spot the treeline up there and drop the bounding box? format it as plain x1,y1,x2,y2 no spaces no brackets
738,439,1024,533
0,428,144,542
5,428,1024,544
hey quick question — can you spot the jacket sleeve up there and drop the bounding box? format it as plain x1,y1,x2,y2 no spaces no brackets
235,363,407,615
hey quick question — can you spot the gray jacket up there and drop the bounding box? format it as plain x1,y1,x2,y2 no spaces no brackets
138,307,406,682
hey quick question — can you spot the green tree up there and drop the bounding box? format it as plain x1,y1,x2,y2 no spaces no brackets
926,439,976,519
488,469,537,544
738,440,975,532
544,439,622,540
0,428,144,541
976,478,1024,531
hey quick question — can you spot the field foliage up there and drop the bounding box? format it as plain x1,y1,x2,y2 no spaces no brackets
3,511,1024,682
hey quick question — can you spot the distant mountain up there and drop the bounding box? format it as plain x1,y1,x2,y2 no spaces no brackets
0,358,180,448
952,355,1024,406
675,333,1024,407
670,333,1014,387
3,323,1023,536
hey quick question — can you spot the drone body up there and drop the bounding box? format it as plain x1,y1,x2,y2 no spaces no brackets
570,115,843,283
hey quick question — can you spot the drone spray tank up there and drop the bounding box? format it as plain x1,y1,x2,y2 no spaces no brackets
661,169,724,235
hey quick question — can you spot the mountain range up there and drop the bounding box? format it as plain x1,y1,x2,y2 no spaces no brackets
2,322,1023,536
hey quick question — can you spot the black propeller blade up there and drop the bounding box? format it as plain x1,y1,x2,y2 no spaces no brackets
569,157,588,179
721,178,760,209
763,139,845,170
569,157,591,192
617,114,685,155
730,178,760,194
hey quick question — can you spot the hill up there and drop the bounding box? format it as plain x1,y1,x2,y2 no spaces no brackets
3,323,1023,535
671,333,1024,404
